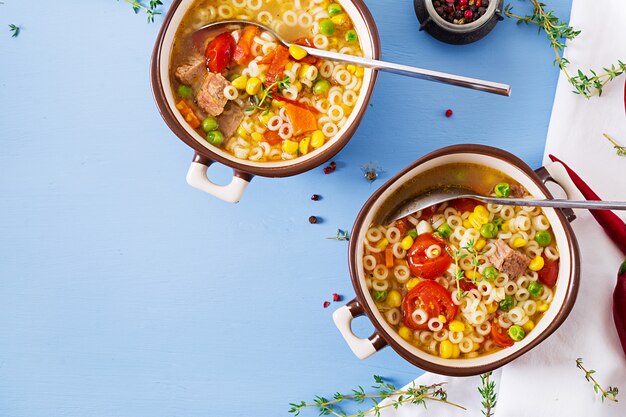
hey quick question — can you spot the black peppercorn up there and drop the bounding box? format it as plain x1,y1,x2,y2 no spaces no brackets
309,216,318,224
311,194,320,201
436,6,444,15
433,0,441,6
454,10,463,18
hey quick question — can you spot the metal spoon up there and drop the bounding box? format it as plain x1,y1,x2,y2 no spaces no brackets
388,187,626,223
196,20,511,96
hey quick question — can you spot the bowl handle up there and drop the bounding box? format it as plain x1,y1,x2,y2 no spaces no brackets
186,153,253,203
535,162,585,222
333,298,387,359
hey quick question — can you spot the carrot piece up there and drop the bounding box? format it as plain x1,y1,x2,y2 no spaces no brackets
258,49,275,65
176,100,201,129
264,45,291,87
233,25,260,65
284,103,318,136
263,129,283,146
385,247,394,268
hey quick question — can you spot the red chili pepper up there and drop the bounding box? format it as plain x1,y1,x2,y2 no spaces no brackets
614,260,626,357
548,154,626,255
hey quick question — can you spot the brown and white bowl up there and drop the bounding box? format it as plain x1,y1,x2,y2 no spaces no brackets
151,0,380,203
333,144,581,376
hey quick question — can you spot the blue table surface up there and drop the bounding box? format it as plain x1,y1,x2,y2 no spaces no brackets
0,0,572,416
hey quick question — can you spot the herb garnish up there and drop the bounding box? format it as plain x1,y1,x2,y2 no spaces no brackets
576,358,619,402
8,23,20,37
504,1,625,98
447,239,485,300
478,371,497,417
288,375,465,417
124,0,163,23
603,133,626,157
327,229,350,241
246,76,291,114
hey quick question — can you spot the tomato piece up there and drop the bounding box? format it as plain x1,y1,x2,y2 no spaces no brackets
394,218,412,235
264,45,291,88
233,25,260,65
458,279,477,292
257,49,275,65
407,233,453,279
450,198,480,213
419,204,439,221
263,130,283,146
402,280,458,330
491,320,514,347
538,256,559,288
274,95,319,114
205,32,235,73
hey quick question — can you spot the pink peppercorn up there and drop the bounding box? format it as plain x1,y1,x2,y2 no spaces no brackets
323,301,331,308
445,109,453,117
464,10,473,19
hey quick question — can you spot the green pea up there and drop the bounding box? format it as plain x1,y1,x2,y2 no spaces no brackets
313,79,331,95
480,222,499,239
492,217,504,228
345,29,357,43
407,229,418,239
508,325,525,341
483,266,498,281
201,117,219,133
373,290,387,302
494,182,511,198
437,223,452,238
535,230,552,247
177,84,193,98
206,130,223,146
528,281,544,298
319,19,335,36
499,295,515,311
327,3,342,16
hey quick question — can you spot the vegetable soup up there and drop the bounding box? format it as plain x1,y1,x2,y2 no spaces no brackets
170,0,365,161
362,165,560,359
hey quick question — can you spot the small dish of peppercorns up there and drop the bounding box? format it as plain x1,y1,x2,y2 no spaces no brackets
414,0,504,45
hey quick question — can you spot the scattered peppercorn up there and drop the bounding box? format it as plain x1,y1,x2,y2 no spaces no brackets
332,293,342,302
330,161,337,169
433,0,489,24
323,301,331,308
311,194,321,201
323,161,337,174
309,215,318,224
445,109,453,117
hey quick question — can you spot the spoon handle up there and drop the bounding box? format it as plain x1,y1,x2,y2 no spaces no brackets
476,196,626,210
300,46,511,97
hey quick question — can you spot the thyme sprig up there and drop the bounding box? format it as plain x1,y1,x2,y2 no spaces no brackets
288,375,465,417
245,76,291,114
504,1,625,98
8,23,20,37
603,134,626,157
478,372,497,417
124,0,163,23
327,229,350,241
576,358,619,402
446,239,485,300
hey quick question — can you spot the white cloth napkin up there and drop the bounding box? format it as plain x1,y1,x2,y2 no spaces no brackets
378,0,626,415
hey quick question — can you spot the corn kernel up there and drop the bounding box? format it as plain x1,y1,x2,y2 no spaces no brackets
237,126,250,139
487,302,498,314
439,340,453,359
474,205,489,218
522,320,535,333
465,270,481,281
289,44,308,61
331,13,349,26
231,75,248,90
260,111,275,125
355,67,364,77
463,219,472,229
475,238,486,252
438,314,446,323
300,63,311,76
246,77,262,95
285,62,293,71
398,326,413,341
376,238,389,250
529,255,545,271
282,140,298,154
271,99,285,109
501,220,510,231
449,320,465,332
328,37,338,47
386,290,402,308
311,130,325,148
299,137,310,155
451,343,460,359
293,80,302,92
512,238,527,248
537,302,549,312
406,278,420,290
346,64,356,74
468,213,482,229
251,132,262,142
400,236,414,250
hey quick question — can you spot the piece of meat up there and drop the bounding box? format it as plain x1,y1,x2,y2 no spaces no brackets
218,103,244,140
195,72,229,116
175,56,207,89
510,184,526,198
487,239,530,279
